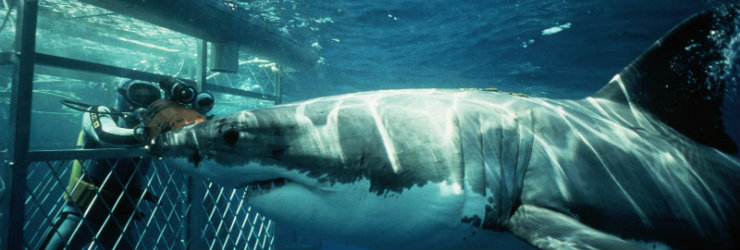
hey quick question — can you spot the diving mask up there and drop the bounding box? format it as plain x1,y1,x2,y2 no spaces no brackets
118,82,161,108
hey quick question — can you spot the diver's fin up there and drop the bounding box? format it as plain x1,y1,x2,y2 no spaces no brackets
506,205,662,250
593,4,738,153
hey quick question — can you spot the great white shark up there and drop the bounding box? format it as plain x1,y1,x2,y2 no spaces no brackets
150,5,739,249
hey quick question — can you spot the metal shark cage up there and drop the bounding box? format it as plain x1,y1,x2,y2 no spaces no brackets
0,0,312,249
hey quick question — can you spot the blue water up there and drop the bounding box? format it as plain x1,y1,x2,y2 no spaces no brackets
283,0,737,102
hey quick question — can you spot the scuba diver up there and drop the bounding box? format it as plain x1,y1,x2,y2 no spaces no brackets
39,77,214,250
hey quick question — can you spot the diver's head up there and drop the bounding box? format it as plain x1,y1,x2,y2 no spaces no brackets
158,77,215,114
116,79,161,126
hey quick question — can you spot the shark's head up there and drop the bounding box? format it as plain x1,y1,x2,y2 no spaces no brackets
149,97,530,249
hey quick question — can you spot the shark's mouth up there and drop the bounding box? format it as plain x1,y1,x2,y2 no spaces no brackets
244,178,288,194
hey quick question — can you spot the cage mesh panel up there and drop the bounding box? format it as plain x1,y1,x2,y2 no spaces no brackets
133,160,189,250
199,182,274,250
23,157,273,250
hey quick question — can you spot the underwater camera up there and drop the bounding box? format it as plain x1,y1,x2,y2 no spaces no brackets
159,77,197,104
158,77,214,113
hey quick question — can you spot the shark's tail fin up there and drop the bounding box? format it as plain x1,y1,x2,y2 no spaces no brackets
593,4,739,154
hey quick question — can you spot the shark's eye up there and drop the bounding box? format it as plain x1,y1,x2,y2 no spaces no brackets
223,129,239,144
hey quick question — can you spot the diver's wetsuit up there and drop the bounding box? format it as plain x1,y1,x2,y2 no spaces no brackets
39,106,153,250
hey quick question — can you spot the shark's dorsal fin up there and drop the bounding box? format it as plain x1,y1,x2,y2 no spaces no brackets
593,5,738,153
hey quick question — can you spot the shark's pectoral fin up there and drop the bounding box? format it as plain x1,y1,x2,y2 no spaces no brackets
506,204,659,250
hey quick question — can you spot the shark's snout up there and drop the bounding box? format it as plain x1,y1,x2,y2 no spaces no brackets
147,130,181,157
146,111,275,172
146,133,168,157
147,123,206,166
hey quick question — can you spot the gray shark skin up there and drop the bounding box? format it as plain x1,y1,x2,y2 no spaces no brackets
150,5,740,250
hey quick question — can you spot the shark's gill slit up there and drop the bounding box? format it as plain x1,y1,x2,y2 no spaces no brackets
190,150,201,167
